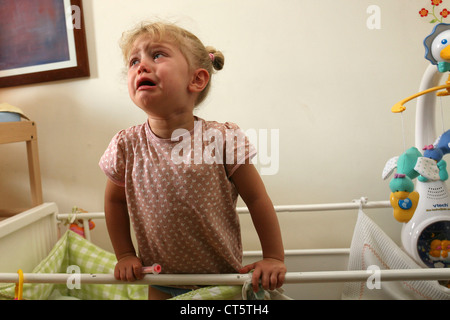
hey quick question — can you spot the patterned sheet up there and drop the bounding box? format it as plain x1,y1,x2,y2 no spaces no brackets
0,231,243,300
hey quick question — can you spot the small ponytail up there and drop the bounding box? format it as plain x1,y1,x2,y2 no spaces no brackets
206,46,225,71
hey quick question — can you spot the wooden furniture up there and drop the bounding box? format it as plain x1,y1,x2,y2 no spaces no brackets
0,121,43,216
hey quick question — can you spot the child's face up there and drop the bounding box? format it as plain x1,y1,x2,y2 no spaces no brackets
127,35,195,117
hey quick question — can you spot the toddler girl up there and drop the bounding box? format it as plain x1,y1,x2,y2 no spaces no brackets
99,21,286,299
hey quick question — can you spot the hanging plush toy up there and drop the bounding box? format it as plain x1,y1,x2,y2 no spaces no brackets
383,147,421,222
419,129,450,182
382,135,450,223
67,206,95,238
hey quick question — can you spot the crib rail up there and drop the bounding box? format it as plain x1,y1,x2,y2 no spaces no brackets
56,199,391,241
57,199,391,219
0,268,449,286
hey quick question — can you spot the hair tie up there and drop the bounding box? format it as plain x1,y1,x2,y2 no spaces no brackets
209,53,215,62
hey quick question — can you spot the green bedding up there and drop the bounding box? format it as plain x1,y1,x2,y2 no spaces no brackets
0,231,242,300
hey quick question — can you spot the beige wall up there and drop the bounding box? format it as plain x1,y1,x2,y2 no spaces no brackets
0,0,445,252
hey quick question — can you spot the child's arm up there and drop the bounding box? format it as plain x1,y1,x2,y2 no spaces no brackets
104,179,143,281
231,164,286,292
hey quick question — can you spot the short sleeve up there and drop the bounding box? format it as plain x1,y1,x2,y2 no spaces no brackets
223,122,257,177
99,131,126,187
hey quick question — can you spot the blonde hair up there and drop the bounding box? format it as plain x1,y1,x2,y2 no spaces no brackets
120,21,225,105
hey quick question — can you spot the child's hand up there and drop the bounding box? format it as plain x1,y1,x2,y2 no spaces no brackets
114,255,143,282
239,258,286,293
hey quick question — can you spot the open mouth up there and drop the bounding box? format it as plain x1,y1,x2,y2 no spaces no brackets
137,78,156,89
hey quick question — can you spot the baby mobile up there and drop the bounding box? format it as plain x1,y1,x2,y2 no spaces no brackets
382,0,450,270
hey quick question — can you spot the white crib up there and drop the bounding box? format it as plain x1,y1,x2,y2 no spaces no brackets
0,200,449,300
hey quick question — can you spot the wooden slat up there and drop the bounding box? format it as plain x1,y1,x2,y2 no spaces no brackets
27,137,43,206
0,121,36,144
0,121,43,212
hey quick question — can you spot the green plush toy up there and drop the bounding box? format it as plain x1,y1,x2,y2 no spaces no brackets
383,147,422,223
388,147,422,194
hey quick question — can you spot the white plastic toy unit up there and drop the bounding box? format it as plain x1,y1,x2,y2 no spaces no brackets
384,23,450,269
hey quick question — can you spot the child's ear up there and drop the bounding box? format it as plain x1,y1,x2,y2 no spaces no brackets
189,68,210,93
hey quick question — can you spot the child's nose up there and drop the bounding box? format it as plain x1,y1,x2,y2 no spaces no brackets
138,59,152,74
138,63,149,74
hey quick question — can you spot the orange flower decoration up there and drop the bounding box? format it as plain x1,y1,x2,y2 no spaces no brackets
420,8,429,16
420,0,449,22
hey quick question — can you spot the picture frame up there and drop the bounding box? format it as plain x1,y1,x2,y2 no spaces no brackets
0,0,90,88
